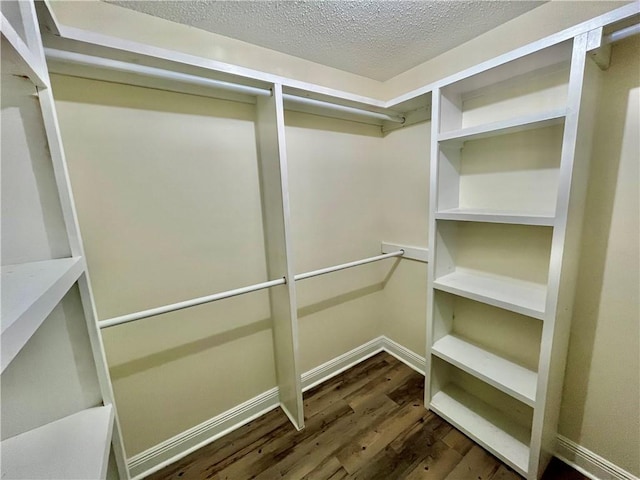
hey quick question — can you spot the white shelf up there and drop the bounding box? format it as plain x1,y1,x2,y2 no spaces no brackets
1,405,114,480
433,268,546,320
438,109,566,145
0,13,47,87
1,257,84,372
432,334,537,406
436,208,555,226
431,384,531,476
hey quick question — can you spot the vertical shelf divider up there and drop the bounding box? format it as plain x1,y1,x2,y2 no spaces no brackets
255,83,304,430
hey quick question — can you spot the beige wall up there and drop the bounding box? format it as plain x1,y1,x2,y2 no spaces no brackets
52,75,278,455
559,36,639,476
379,122,430,355
284,113,388,372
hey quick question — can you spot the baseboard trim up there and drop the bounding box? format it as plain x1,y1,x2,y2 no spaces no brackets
128,387,279,480
381,336,426,374
301,336,385,392
555,435,639,480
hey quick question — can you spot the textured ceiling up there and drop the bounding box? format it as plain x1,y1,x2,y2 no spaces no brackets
106,1,545,81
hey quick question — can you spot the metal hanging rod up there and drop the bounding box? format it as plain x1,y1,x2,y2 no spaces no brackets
44,48,403,123
294,250,404,281
603,22,640,44
98,250,403,328
99,277,286,329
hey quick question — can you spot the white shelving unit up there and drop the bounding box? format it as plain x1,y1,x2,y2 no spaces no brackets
0,2,128,478
426,31,603,479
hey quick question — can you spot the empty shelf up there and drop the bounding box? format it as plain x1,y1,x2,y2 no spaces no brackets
433,269,546,320
1,405,114,479
432,335,537,406
436,208,555,226
431,385,531,476
438,109,566,145
1,257,84,372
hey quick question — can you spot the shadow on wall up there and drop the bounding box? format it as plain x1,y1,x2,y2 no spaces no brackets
284,110,384,137
108,317,273,380
297,258,400,319
50,74,256,121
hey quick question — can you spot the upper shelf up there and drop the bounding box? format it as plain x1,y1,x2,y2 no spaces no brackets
1,257,84,372
436,209,555,227
433,268,547,320
1,405,114,480
438,109,566,146
0,12,47,87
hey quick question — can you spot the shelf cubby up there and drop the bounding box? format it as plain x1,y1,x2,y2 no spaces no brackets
430,359,533,476
439,41,572,134
433,221,552,319
432,334,537,406
436,122,564,219
1,405,114,479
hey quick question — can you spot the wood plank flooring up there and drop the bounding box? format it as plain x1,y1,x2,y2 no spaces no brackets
148,352,587,480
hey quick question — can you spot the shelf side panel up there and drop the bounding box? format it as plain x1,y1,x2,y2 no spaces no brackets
256,84,304,430
530,33,603,478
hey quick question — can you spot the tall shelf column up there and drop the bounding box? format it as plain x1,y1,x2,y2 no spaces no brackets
425,32,602,480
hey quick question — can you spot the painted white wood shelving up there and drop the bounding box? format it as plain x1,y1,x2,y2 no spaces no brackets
0,1,128,478
426,29,606,480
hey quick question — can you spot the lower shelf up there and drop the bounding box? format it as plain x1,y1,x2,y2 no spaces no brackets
431,384,531,476
1,405,114,479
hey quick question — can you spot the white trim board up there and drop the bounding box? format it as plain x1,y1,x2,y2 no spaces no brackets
556,435,639,480
127,338,634,480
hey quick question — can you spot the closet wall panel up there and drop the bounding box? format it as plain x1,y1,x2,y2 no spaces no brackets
51,75,278,455
379,121,430,356
285,112,388,372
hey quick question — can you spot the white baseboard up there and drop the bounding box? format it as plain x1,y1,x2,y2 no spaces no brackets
381,336,426,374
128,388,279,480
555,435,639,480
126,338,635,480
301,336,385,392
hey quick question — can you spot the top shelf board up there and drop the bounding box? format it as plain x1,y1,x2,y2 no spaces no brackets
1,257,84,372
442,40,573,97
438,109,566,145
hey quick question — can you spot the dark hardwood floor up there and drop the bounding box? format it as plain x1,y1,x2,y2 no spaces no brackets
148,352,586,480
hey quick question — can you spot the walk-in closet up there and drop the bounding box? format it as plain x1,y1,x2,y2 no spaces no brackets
2,1,638,479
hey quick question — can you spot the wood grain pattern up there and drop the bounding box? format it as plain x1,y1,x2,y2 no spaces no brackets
148,353,588,480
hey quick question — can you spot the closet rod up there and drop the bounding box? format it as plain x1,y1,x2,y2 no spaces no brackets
44,48,404,123
294,250,404,281
604,23,640,44
99,277,286,329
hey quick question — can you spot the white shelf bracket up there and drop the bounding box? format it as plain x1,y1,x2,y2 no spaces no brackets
381,242,429,262
587,27,611,70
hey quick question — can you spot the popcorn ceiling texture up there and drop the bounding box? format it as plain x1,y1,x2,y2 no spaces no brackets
106,1,544,81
